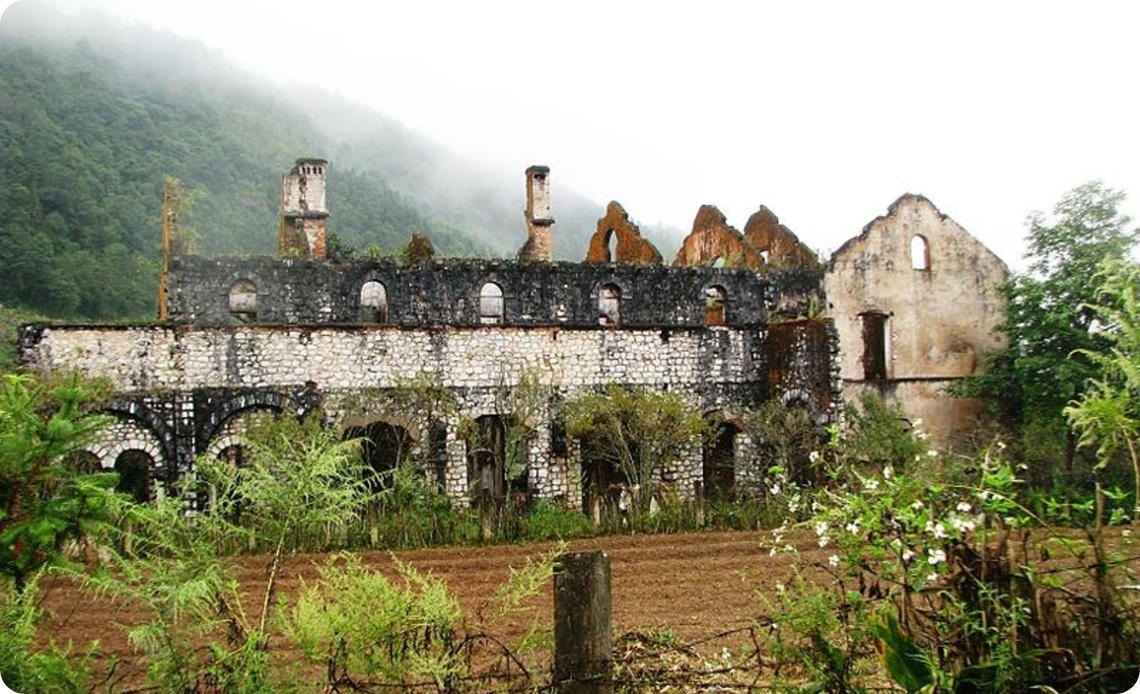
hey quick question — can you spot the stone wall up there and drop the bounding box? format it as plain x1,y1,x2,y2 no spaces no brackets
166,257,809,327
824,194,1008,443
22,320,836,504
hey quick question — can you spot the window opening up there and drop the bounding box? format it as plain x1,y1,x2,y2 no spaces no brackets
479,283,504,324
705,285,727,326
860,312,889,380
359,280,388,323
228,280,257,323
911,235,930,270
598,284,621,326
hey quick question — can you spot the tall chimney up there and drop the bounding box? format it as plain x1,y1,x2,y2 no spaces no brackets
278,158,329,260
518,165,554,262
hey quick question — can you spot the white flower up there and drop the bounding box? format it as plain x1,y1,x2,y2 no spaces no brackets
883,465,893,479
927,548,947,565
865,478,880,491
997,441,1007,450
721,647,732,662
911,500,925,511
815,521,829,536
927,450,938,458
769,547,777,557
902,549,915,562
818,535,831,548
770,483,781,496
926,572,939,583
912,418,923,427
977,490,992,501
845,520,861,534
950,517,976,533
933,523,947,539
775,582,786,594
956,502,973,513
809,450,821,463
828,554,840,567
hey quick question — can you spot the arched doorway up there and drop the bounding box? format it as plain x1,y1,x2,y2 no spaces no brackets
114,449,154,503
343,421,413,490
702,416,740,501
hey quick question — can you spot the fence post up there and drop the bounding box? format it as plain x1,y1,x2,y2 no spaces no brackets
554,550,612,694
693,480,705,528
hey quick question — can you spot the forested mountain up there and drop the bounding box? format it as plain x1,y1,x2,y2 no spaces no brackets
0,2,680,322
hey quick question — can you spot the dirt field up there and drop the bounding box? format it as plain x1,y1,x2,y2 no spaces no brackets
38,530,826,682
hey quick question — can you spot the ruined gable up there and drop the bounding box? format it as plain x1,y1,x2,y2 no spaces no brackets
585,201,663,264
743,206,817,269
674,205,763,269
825,193,1009,442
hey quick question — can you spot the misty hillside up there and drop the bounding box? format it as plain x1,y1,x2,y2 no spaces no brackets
0,2,680,321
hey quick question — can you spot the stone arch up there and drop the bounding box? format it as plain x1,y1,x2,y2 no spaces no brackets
585,201,663,265
203,406,280,461
198,391,290,453
85,412,168,498
674,205,762,269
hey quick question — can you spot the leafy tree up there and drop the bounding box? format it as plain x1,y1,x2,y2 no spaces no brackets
1065,259,1140,519
0,374,114,592
564,384,708,510
955,182,1139,490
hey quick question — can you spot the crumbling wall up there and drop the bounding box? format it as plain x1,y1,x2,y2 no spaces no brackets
824,194,1009,443
743,206,817,268
585,201,663,264
674,205,762,269
165,257,785,327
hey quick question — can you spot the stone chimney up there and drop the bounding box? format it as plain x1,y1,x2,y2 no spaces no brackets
278,158,329,260
518,165,554,262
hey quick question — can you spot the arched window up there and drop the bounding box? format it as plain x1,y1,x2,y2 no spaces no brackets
479,283,504,324
598,284,621,326
605,229,617,262
228,280,257,323
359,280,388,323
911,235,930,270
705,285,727,326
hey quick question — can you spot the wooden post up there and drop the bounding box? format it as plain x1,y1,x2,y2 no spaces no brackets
479,489,494,541
122,519,134,557
554,550,612,694
590,494,602,527
368,504,379,548
693,480,705,529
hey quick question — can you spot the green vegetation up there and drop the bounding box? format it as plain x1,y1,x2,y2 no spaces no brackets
0,32,485,322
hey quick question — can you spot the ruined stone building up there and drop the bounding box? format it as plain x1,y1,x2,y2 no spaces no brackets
824,195,1009,443
18,159,1006,508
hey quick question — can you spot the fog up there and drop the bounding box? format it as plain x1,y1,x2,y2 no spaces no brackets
8,0,1140,266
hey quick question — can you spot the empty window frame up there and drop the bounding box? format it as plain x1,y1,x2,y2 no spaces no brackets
479,283,504,324
705,285,727,326
911,235,930,270
228,280,257,322
598,284,621,326
359,280,388,323
860,311,890,380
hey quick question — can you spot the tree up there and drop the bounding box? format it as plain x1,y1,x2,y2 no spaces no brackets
955,182,1139,490
564,384,708,510
1065,260,1140,520
0,374,114,592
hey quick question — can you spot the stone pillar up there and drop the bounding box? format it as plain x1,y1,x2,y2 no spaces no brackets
279,158,329,260
444,416,469,504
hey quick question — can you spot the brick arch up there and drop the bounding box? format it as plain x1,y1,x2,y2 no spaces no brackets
85,414,167,479
203,406,279,460
98,399,176,467
198,391,292,452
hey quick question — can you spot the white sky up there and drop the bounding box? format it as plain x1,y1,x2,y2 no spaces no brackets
6,0,1140,267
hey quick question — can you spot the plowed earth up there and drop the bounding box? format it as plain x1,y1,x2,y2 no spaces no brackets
38,530,817,685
